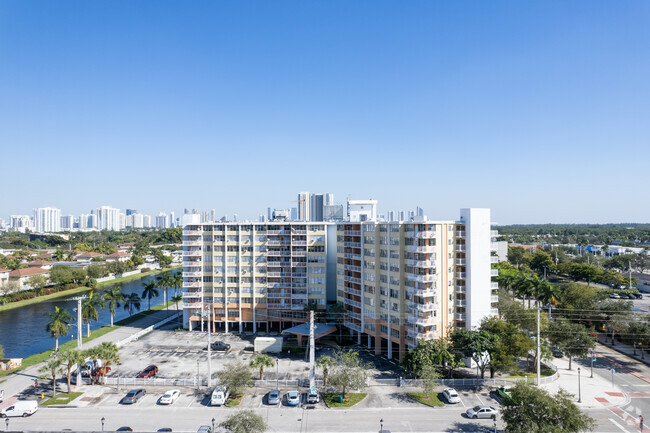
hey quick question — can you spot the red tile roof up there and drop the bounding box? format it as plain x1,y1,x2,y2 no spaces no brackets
0,267,10,273
76,252,104,259
9,267,49,277
28,260,52,267
106,252,130,258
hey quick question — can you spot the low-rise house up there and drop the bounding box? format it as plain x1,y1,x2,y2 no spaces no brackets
105,252,130,263
27,260,54,270
75,252,105,263
8,267,50,290
0,267,10,285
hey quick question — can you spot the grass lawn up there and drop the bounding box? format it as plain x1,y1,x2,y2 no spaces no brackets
41,392,83,406
225,393,243,407
0,299,180,378
408,392,445,407
508,367,555,378
323,393,367,407
0,266,180,313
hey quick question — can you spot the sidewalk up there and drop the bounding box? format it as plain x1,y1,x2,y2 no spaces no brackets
598,334,650,368
541,349,628,409
0,309,178,409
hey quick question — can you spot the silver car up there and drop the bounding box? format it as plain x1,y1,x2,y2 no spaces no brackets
442,388,461,404
466,405,499,419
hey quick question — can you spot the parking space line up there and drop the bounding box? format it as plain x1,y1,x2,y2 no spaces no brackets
475,394,484,405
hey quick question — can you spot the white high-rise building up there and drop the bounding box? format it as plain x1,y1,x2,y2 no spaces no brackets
156,212,169,229
119,213,126,230
347,199,377,222
96,206,120,231
33,207,61,233
336,208,498,361
10,215,33,232
170,212,176,227
297,192,310,221
60,215,74,230
142,215,152,228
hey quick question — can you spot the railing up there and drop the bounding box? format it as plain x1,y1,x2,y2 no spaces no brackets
183,302,202,308
343,320,362,332
407,329,438,340
456,245,466,251
454,313,466,321
408,302,437,312
344,253,362,261
184,230,202,235
344,275,362,284
412,232,436,239
183,241,202,246
491,269,499,277
491,295,499,303
457,272,466,279
345,287,362,296
183,250,202,256
406,259,435,268
456,259,466,266
267,241,290,246
182,291,201,298
490,230,499,237
455,300,466,307
491,308,499,315
344,230,361,236
344,264,362,272
344,298,361,308
491,282,499,289
183,281,201,288
409,315,436,326
344,242,361,248
455,231,466,237
406,245,435,253
406,287,436,297
292,241,307,246
183,261,201,267
183,271,202,277
407,274,437,283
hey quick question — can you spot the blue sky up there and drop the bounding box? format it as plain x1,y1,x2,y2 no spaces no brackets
1,1,649,224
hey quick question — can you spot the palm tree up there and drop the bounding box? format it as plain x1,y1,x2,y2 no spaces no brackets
171,295,183,329
141,279,159,310
45,306,73,351
102,285,126,327
39,356,63,397
82,291,105,337
172,271,182,298
156,271,174,310
85,346,103,384
316,355,336,386
54,249,65,262
97,342,120,385
66,251,77,261
123,293,142,316
58,349,85,393
249,354,275,380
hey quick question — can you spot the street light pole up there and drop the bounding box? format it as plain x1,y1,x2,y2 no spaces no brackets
196,359,200,391
211,417,215,433
101,417,105,431
577,368,582,403
611,368,615,388
380,418,384,433
590,350,594,378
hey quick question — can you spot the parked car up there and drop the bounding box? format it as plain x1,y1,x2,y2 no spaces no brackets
91,366,112,379
466,405,499,419
633,293,643,299
137,365,159,378
609,293,621,299
496,386,512,401
442,388,461,404
0,401,38,418
0,389,4,403
211,386,229,406
159,389,181,405
286,390,300,406
209,341,231,352
157,429,172,432
122,388,146,404
306,389,319,404
267,389,280,405
116,428,133,432
551,346,564,358
196,426,211,433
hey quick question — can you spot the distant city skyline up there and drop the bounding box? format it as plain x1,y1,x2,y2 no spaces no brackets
1,2,649,224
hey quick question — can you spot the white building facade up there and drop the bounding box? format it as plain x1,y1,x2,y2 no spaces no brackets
33,207,61,233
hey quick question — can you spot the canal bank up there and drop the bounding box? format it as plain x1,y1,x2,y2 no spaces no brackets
0,268,181,358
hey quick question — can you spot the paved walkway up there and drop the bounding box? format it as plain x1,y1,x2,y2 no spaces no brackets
0,309,178,409
598,334,650,368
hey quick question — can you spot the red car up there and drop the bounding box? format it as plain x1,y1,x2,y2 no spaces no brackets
91,366,112,378
137,365,158,378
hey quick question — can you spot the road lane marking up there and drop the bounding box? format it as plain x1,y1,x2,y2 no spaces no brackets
475,394,484,405
608,418,631,432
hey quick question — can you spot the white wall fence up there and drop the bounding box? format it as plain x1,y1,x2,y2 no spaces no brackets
96,270,142,283
116,311,181,348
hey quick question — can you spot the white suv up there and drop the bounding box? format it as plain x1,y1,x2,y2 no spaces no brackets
442,388,461,404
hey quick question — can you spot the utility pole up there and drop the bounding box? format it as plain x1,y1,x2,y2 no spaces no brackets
309,310,315,391
536,306,541,386
629,261,633,289
204,307,212,388
73,296,85,387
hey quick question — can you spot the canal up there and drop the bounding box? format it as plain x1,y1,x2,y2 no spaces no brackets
0,270,180,358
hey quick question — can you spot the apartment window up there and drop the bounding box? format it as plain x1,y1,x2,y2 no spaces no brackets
364,285,375,294
214,225,224,231
203,245,212,252
308,245,325,253
227,256,238,263
364,308,375,318
227,246,239,252
203,276,213,283
309,235,325,242
255,277,267,284
308,277,325,285
390,237,400,246
255,266,266,273
379,237,387,245
214,277,224,284
203,266,213,272
226,266,238,273
364,249,375,257
241,256,252,263
255,225,267,231
364,323,375,331
379,226,387,232
203,235,213,242
308,256,325,263
309,266,325,274
254,245,267,252
213,246,224,252
256,235,267,242
390,277,400,286
364,273,375,282
379,275,387,283
213,256,223,263
227,235,239,242
241,277,253,283
391,329,400,338
390,264,399,272
214,266,224,274
240,235,252,242
308,287,324,295
214,235,225,241
389,289,399,299
380,314,388,322
363,297,374,306
380,263,388,271
241,246,253,253
380,325,388,334
227,277,238,283
390,251,400,259
391,302,399,311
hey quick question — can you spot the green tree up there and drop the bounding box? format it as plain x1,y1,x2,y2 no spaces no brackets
328,350,370,398
124,293,142,316
508,246,531,268
50,266,74,285
419,364,440,399
54,248,65,261
141,279,159,310
216,361,253,396
39,356,63,397
172,271,182,298
480,317,534,377
530,251,555,276
450,329,499,378
219,409,267,433
45,306,73,351
501,382,594,433
401,338,463,379
28,274,49,295
102,285,126,327
156,271,174,309
58,348,85,394
316,355,336,386
249,354,275,380
96,342,120,384
71,268,87,284
81,291,105,337
547,319,595,370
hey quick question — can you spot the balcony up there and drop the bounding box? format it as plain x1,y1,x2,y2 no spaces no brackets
408,302,437,312
182,290,201,298
491,295,499,303
344,298,361,308
491,308,499,315
456,259,466,266
491,282,499,289
406,287,436,297
490,256,499,264
344,320,362,332
291,229,307,235
347,311,361,320
490,230,499,237
456,285,466,293
344,253,361,261
183,281,201,288
407,274,437,283
456,244,466,252
455,231,466,237
183,240,202,246
292,293,308,300
345,287,362,297
292,241,307,246
183,271,202,277
406,245,435,253
455,313,466,321
409,315,436,326
184,230,202,236
267,240,290,246
183,261,202,267
344,264,362,272
455,299,466,307
406,259,435,268
344,275,362,285
267,292,291,298
291,303,306,310
457,272,466,279
183,250,202,256
412,231,436,239
490,269,499,277
407,329,438,341
344,230,361,236
183,302,202,309
267,261,291,267
344,242,361,248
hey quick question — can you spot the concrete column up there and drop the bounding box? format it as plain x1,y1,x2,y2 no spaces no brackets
374,334,382,355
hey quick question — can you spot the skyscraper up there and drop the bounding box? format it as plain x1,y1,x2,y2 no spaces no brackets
156,212,169,229
96,206,120,231
126,209,138,216
310,194,325,222
33,207,61,233
297,192,310,221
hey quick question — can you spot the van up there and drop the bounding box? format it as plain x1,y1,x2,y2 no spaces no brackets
210,386,229,406
0,400,38,418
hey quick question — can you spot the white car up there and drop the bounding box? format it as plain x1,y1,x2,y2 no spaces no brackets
286,390,300,406
211,386,229,406
159,389,180,405
442,388,461,404
466,405,499,419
